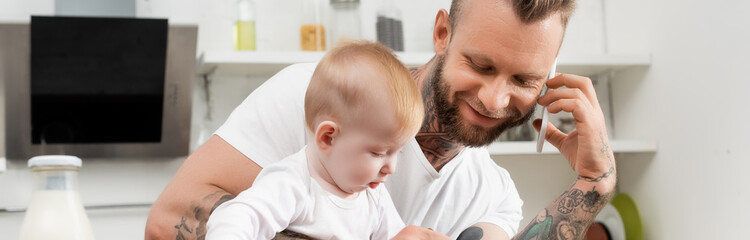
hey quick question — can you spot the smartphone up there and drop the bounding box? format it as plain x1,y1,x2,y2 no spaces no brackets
536,58,558,153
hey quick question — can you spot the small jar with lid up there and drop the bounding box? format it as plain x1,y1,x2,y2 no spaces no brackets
329,0,361,48
301,0,327,51
376,0,404,51
19,155,95,240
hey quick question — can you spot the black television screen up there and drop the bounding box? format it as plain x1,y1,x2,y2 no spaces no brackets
30,16,168,144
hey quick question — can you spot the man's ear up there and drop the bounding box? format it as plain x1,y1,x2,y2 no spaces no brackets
314,121,339,153
433,8,451,57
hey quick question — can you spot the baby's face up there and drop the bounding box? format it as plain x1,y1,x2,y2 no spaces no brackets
325,115,413,194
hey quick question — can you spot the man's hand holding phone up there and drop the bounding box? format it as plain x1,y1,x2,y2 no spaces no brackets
533,72,616,187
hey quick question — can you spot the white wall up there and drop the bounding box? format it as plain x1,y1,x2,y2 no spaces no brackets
606,0,750,239
501,2,750,238
0,0,637,239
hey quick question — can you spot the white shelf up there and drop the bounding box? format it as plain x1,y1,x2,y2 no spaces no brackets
198,51,651,76
487,139,657,155
196,51,657,156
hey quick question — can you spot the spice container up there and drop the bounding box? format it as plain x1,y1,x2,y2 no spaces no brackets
329,0,361,48
376,0,404,51
301,0,327,51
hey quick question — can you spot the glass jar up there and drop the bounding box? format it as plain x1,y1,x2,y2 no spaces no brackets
329,0,361,48
376,0,404,51
301,0,327,51
235,0,257,50
19,155,95,240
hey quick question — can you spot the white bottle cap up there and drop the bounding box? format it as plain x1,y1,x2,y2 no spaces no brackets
28,155,82,168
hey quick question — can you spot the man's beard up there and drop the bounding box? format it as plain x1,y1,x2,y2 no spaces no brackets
429,55,536,147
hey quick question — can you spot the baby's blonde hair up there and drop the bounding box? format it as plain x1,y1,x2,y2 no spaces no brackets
304,41,424,137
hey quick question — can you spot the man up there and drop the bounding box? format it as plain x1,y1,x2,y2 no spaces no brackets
146,0,616,239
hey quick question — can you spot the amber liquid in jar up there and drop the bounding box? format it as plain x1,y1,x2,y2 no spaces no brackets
300,24,326,51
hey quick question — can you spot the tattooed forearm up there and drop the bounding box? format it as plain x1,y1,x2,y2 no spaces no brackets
515,184,614,240
556,189,583,214
173,191,234,240
578,167,614,182
579,133,617,182
555,220,586,240
557,187,607,214
515,133,616,240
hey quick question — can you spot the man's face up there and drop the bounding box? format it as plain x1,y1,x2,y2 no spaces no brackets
429,0,564,147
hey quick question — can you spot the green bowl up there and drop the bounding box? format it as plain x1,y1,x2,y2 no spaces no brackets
610,193,643,240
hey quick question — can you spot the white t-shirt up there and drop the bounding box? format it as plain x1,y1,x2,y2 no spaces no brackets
215,62,524,238
206,147,405,240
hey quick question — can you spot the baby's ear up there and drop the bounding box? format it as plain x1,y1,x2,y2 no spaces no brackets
314,121,339,152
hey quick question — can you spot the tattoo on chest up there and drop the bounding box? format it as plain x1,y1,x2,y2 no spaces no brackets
174,191,234,240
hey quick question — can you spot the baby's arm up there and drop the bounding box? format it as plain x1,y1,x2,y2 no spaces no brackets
206,167,307,240
371,186,407,240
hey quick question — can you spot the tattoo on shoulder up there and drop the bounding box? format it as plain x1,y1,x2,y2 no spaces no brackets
173,191,235,240
174,217,192,240
211,194,235,214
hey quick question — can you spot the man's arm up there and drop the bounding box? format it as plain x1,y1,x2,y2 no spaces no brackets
514,178,614,240
459,154,615,240
460,182,614,240
458,73,617,240
145,135,263,239
516,73,618,240
459,178,614,240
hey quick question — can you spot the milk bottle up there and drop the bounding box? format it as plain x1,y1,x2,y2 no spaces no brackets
19,155,95,240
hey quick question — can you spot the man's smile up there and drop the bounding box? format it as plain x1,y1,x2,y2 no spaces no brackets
459,99,503,129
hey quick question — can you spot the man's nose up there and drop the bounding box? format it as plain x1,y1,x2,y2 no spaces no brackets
478,77,512,112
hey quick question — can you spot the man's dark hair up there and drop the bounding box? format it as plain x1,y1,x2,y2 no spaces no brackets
449,0,577,33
